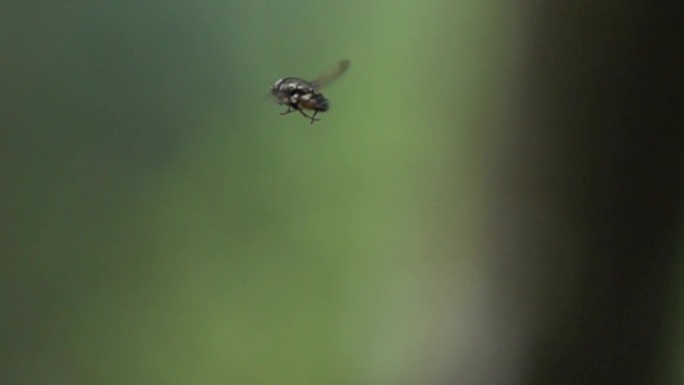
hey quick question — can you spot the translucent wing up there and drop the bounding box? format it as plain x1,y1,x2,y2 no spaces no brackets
310,59,351,90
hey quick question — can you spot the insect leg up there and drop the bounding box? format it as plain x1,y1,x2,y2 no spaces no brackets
309,111,319,124
297,109,320,124
280,106,295,115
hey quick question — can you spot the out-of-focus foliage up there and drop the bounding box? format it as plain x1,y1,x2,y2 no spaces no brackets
2,1,517,383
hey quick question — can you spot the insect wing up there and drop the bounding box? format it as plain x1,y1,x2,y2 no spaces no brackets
310,59,350,90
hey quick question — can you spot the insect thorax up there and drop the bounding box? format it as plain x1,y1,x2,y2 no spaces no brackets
276,78,314,93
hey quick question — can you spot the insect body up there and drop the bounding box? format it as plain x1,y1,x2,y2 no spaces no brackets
271,59,350,124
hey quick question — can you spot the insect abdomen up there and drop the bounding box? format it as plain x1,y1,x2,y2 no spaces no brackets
299,93,329,112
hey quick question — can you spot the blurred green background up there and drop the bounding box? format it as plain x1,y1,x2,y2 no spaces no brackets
2,1,683,384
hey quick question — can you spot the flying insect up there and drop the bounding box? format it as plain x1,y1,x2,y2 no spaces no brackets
270,59,350,124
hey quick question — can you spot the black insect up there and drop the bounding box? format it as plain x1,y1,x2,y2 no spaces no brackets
270,59,350,124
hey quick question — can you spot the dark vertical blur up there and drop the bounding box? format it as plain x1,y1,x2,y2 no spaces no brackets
487,2,683,384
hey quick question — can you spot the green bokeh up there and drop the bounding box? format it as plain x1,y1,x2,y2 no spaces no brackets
3,1,551,384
